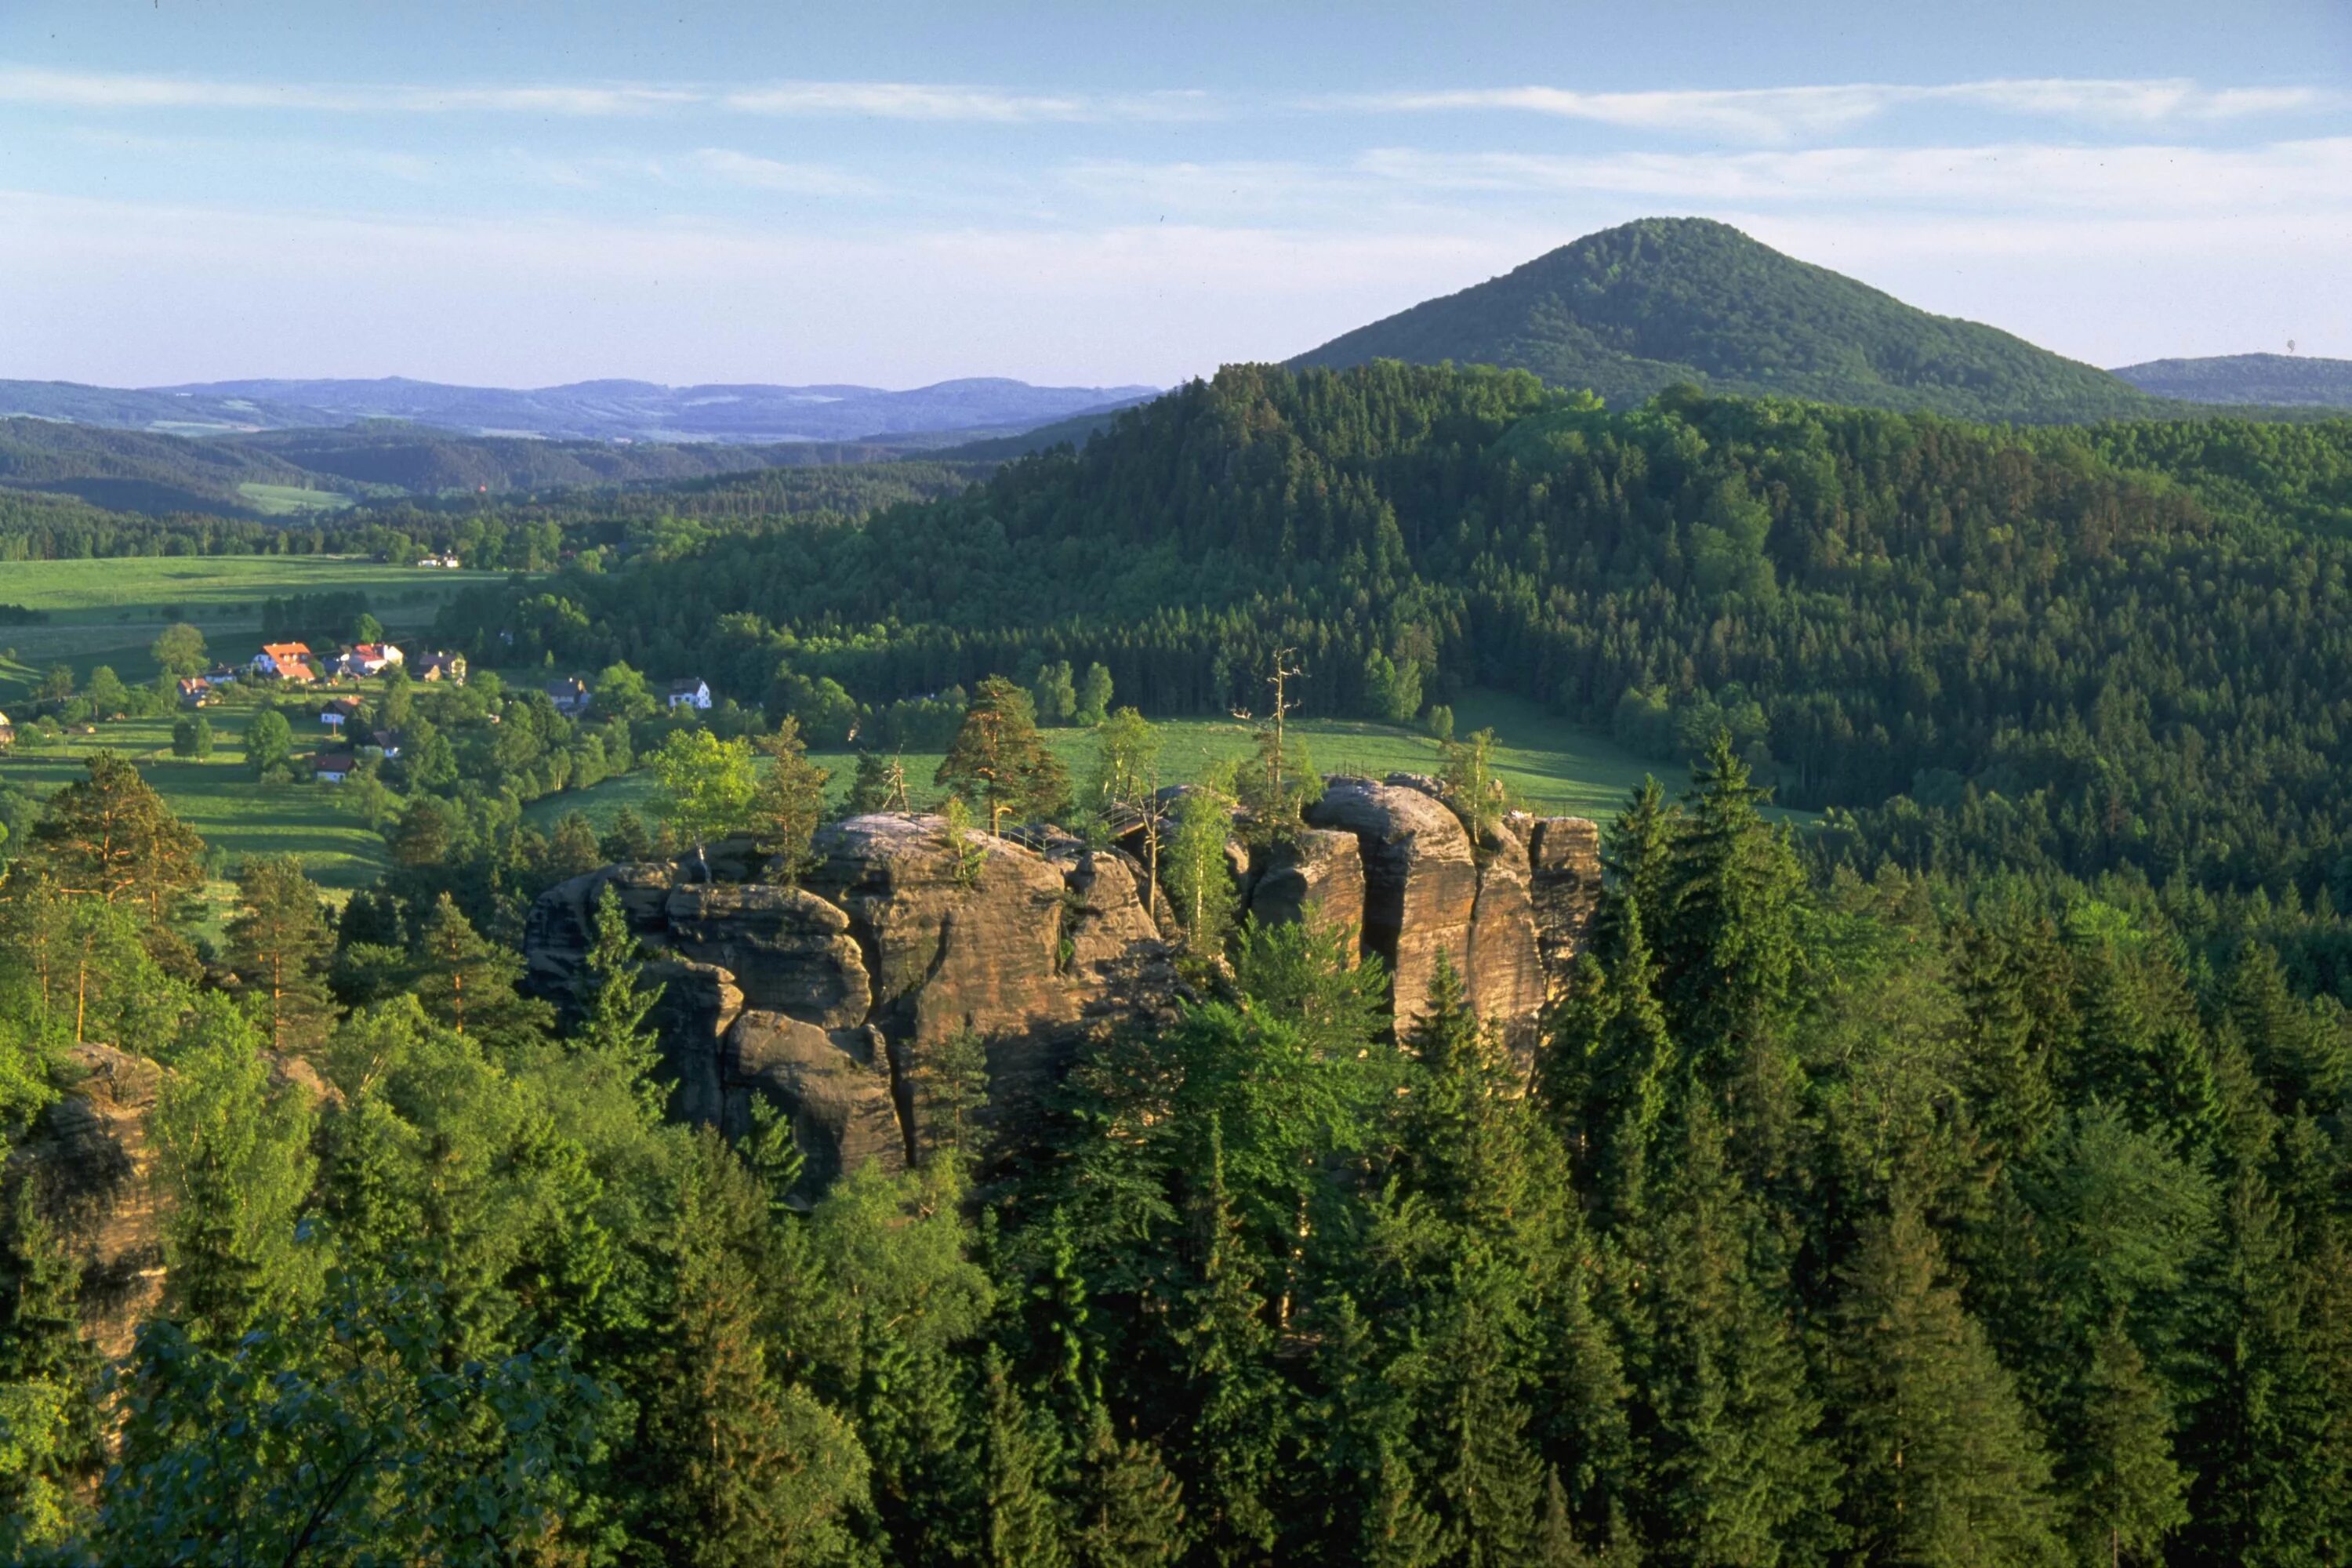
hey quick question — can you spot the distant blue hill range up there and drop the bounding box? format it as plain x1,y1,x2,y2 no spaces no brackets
0,375,1163,445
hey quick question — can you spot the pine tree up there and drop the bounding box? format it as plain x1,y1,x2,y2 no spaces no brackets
2067,1318,2187,1566
410,892,530,1039
579,884,666,1120
225,854,337,1054
938,676,1071,832
980,1345,1072,1568
28,750,205,921
638,1131,871,1567
751,717,830,880
1833,1193,2066,1567
1071,1403,1189,1567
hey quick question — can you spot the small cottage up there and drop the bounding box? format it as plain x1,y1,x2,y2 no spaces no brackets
547,677,593,717
414,652,466,684
312,753,355,785
252,643,318,683
0,711,13,752
177,677,214,708
666,677,713,712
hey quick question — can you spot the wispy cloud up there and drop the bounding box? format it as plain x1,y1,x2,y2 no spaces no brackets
1340,78,2336,143
720,80,1216,122
1352,137,2352,213
0,64,696,115
690,148,873,195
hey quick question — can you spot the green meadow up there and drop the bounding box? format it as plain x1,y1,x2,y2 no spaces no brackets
525,687,1697,837
0,554,480,706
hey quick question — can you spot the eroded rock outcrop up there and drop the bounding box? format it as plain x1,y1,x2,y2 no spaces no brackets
1307,777,1483,1034
9,1045,165,1359
1247,828,1367,950
1521,813,1603,1003
528,814,1179,1189
524,792,1599,1196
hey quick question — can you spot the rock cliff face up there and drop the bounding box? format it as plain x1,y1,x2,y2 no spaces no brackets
523,793,1603,1195
9,1045,165,1359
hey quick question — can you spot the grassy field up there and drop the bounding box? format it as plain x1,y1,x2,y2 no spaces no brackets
525,687,1698,837
0,555,482,706
236,482,356,515
0,707,388,927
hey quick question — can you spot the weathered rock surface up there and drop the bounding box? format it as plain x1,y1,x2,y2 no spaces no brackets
9,1045,165,1358
525,813,1179,1189
663,883,869,1029
724,1011,904,1198
1308,778,1480,1033
1247,829,1367,951
1466,828,1545,1056
1523,815,1603,1002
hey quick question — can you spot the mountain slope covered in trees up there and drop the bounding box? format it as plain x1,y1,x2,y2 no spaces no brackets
1290,218,2166,422
2112,351,2352,408
444,362,2352,898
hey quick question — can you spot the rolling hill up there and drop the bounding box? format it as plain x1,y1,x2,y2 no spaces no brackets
1289,216,2166,422
0,375,1158,443
2111,353,2352,408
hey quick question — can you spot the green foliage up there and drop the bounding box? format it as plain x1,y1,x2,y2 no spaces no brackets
750,717,830,881
243,706,292,781
937,676,1071,832
651,727,757,877
149,996,322,1339
167,714,212,760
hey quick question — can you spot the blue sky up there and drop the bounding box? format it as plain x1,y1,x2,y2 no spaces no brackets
5,0,2347,388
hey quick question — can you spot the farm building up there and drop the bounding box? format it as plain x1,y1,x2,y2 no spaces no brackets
547,677,593,717
177,678,214,708
667,677,713,712
414,652,466,684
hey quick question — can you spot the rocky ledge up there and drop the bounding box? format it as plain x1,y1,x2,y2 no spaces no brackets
524,790,1600,1197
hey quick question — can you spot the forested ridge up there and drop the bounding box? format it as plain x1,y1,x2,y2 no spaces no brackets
447,362,2352,899
2,359,2350,1563
1287,218,2168,423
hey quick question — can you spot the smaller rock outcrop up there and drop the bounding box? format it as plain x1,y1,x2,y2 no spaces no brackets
1308,777,1483,1034
1522,815,1603,1002
1246,829,1367,951
9,1045,165,1358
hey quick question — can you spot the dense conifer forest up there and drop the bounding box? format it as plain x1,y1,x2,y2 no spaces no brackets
3,362,2351,1563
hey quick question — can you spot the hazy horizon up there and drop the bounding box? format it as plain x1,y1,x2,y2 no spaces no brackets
5,0,2347,388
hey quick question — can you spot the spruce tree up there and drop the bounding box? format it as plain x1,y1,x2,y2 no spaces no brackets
1070,1403,1190,1567
979,1345,1072,1568
579,884,667,1120
2067,1318,2188,1566
1638,1102,1835,1568
1833,1193,2067,1567
637,1130,870,1567
225,854,337,1054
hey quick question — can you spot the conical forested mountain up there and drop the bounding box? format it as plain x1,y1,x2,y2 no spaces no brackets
1289,216,2163,422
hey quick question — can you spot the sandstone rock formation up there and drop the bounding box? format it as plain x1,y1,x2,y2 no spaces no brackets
523,792,1602,1196
527,815,1180,1199
1306,776,1486,1035
1246,828,1367,949
1519,813,1604,1002
8,1044,165,1358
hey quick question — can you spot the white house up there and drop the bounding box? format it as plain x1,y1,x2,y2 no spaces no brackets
336,643,404,677
251,643,318,682
313,753,354,784
667,677,713,712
